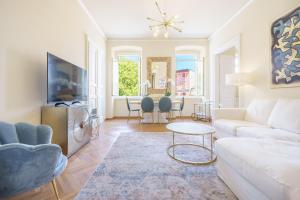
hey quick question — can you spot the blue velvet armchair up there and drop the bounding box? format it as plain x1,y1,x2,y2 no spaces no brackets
0,121,68,199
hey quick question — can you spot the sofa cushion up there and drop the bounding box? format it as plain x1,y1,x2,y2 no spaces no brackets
236,127,300,142
216,138,300,200
214,119,265,136
0,122,19,144
268,99,300,134
244,99,277,125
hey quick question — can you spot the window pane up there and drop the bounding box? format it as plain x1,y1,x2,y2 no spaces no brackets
118,55,139,96
176,55,197,61
119,55,140,63
175,54,203,96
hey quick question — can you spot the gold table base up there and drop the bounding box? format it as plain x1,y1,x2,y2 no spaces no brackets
167,131,217,165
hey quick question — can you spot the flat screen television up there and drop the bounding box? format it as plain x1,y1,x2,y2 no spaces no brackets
47,53,88,103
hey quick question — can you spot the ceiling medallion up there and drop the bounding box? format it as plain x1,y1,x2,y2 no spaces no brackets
147,0,184,38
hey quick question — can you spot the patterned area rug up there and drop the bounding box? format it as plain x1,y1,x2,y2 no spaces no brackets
76,132,236,200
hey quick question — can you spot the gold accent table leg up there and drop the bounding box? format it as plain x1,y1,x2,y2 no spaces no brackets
172,132,175,157
167,132,217,165
211,133,213,160
52,179,60,200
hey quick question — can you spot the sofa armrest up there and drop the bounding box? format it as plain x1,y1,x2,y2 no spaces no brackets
212,108,247,120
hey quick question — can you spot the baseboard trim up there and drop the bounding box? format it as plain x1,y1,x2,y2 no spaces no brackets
106,116,193,120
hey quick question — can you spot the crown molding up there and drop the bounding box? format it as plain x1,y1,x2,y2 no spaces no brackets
77,0,107,40
209,0,254,40
107,37,209,42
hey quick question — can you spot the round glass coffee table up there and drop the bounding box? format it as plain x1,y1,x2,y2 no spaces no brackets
166,122,216,165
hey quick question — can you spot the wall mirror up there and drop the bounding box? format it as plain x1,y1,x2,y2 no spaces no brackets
147,57,171,94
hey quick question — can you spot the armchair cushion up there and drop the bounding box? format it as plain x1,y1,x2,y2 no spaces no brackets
0,122,19,144
15,123,52,145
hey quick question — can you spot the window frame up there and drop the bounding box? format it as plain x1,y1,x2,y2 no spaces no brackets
175,52,204,97
112,52,142,97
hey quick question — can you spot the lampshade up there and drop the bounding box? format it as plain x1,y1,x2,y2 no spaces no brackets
225,73,252,86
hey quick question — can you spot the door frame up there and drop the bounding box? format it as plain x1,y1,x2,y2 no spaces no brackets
86,35,105,122
212,35,241,108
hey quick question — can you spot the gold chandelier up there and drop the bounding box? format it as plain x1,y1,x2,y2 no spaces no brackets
147,0,184,38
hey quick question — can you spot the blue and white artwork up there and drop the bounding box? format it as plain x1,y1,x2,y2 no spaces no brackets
271,6,300,87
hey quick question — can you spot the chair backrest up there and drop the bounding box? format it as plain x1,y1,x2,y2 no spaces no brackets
126,97,131,111
159,97,172,112
0,122,19,145
141,97,154,112
180,97,185,111
0,122,52,145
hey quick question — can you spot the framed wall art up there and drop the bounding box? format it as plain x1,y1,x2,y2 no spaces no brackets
271,6,300,88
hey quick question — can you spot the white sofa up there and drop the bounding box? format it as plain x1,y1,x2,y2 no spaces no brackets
213,99,300,142
215,138,300,200
213,99,300,200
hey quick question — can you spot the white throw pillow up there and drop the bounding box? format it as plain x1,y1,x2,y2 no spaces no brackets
245,99,277,125
268,99,300,134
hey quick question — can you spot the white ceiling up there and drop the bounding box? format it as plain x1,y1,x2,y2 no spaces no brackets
82,0,250,39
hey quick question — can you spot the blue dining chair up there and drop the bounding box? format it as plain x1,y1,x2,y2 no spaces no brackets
141,97,155,123
158,96,172,123
0,121,68,199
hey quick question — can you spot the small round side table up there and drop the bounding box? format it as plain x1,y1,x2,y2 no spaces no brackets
166,122,216,165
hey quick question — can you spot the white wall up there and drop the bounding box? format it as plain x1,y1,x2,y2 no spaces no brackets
0,0,106,124
106,39,209,118
209,0,300,107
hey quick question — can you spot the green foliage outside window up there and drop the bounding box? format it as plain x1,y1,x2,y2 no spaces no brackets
118,58,139,96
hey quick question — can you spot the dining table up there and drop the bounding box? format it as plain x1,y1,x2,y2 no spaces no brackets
129,98,182,123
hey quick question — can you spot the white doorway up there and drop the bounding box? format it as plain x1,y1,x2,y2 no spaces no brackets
218,48,237,108
87,37,105,122
211,35,240,109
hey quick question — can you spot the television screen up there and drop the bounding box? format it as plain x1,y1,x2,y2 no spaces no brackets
47,53,88,103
